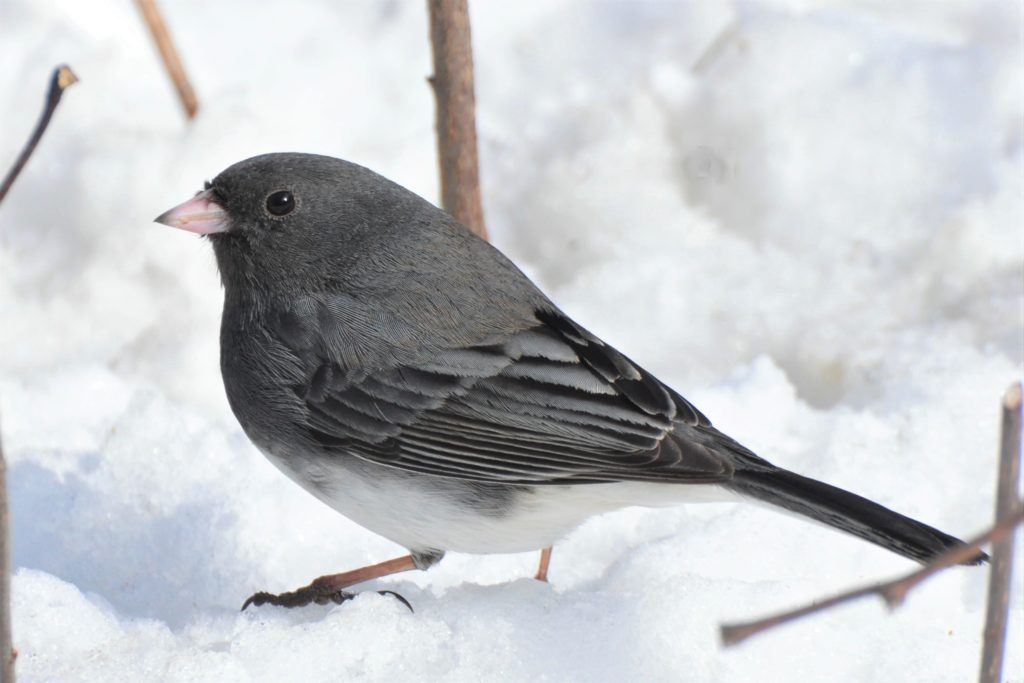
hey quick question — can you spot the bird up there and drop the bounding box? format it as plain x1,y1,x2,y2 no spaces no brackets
155,152,985,610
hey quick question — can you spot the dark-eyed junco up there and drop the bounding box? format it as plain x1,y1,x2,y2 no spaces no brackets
156,153,985,609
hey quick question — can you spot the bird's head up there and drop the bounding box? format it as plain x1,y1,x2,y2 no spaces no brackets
155,152,422,291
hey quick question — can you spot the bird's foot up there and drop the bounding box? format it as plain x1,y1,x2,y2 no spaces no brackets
241,555,423,611
241,578,412,611
241,584,354,610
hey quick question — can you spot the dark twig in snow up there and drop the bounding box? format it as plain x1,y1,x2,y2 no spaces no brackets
0,63,79,683
0,65,78,204
721,385,1024,649
720,509,1023,647
427,0,488,239
979,382,1021,683
692,20,742,75
134,0,199,120
0,429,10,683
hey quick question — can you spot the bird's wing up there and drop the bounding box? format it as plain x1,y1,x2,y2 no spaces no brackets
282,306,734,484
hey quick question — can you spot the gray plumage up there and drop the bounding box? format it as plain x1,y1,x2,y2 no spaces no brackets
173,152,982,571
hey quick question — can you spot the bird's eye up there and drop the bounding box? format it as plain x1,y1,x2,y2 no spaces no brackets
266,190,295,216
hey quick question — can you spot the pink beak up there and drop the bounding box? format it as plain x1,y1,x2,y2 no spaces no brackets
154,189,229,234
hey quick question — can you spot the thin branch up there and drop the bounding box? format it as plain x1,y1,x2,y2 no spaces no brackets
0,428,10,683
0,65,78,204
692,20,741,75
720,509,1024,648
134,0,199,120
427,0,488,239
980,382,1021,683
0,63,79,683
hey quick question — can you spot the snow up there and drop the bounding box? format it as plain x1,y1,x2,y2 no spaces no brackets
0,0,1021,681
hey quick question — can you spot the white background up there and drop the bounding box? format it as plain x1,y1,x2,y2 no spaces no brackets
0,1,1021,681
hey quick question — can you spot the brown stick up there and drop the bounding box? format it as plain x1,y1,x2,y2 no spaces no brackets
979,383,1021,683
427,0,488,239
134,0,199,120
0,429,10,683
0,65,78,204
720,509,1024,648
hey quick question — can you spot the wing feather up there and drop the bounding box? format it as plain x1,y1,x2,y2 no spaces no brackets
282,305,731,484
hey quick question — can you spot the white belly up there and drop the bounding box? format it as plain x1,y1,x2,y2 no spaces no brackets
265,449,738,554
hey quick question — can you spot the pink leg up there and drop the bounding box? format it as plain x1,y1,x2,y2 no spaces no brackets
535,546,553,582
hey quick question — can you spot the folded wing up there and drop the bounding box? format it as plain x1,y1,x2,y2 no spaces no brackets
286,306,735,484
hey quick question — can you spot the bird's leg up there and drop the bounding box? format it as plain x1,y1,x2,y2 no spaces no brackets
534,546,553,582
242,553,440,611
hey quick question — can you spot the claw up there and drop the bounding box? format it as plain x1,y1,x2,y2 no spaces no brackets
241,592,269,611
377,590,414,613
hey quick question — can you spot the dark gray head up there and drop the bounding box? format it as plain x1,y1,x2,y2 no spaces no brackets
155,153,547,328
155,153,444,294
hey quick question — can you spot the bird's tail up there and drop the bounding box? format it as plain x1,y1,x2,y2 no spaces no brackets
727,468,987,565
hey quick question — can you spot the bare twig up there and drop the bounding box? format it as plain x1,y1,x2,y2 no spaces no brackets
979,382,1021,683
0,63,79,683
134,0,199,120
0,429,9,683
427,0,487,239
720,509,1023,647
0,65,78,204
692,20,741,75
721,383,1024,649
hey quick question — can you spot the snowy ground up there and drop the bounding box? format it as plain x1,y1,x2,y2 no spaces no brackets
1,1,1021,681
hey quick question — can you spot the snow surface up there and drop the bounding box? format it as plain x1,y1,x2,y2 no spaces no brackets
1,1,1021,681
